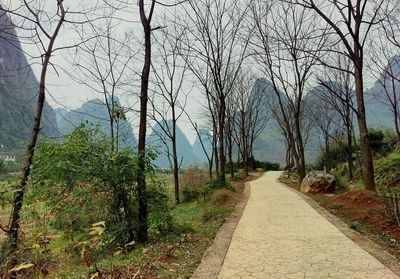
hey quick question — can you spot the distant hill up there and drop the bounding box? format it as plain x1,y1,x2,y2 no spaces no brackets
365,55,400,129
56,98,137,150
0,9,58,149
147,120,200,169
250,78,287,165
252,62,400,166
192,129,213,164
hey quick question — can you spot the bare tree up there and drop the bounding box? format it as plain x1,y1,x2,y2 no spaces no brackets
370,38,400,141
290,0,397,190
180,0,252,186
69,21,137,151
231,73,270,176
308,90,341,171
252,1,325,182
185,111,215,178
136,0,157,244
150,26,189,204
317,53,357,179
0,0,67,252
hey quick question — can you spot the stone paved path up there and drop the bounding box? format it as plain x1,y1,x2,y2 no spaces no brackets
218,171,399,279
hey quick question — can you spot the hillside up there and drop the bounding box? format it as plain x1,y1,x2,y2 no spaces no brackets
192,129,213,165
56,98,137,150
148,120,200,168
0,9,58,149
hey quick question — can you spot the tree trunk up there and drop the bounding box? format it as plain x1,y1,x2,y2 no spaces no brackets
294,115,306,182
137,3,152,243
325,135,330,172
213,130,219,175
346,114,354,180
228,134,234,179
172,117,180,204
218,100,226,186
354,59,375,191
8,9,65,250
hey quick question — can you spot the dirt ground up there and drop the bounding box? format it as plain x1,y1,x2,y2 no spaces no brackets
322,189,400,258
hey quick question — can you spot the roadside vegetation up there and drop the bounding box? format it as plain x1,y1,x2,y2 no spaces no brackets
0,125,270,277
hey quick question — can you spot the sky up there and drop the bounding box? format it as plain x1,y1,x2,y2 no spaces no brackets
9,0,205,143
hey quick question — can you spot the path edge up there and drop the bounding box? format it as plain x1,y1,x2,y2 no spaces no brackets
279,178,400,277
190,181,251,279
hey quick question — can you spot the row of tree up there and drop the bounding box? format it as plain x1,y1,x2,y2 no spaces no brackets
2,0,400,254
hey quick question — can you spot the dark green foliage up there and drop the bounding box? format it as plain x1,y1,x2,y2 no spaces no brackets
206,177,234,191
334,175,349,193
147,178,174,238
375,152,400,189
252,159,280,171
316,142,355,170
375,153,400,225
369,128,385,154
29,125,159,244
230,159,280,172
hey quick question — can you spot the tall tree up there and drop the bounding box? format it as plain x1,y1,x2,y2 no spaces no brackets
136,0,157,244
180,0,251,186
317,53,357,179
252,1,324,182
69,21,136,152
370,39,400,141
150,26,189,204
1,0,67,252
290,0,396,190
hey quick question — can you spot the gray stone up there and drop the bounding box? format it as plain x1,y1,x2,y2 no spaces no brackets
301,171,336,193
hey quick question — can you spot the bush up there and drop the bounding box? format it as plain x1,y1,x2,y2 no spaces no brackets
375,152,400,189
334,175,349,193
180,166,209,202
29,125,157,244
375,153,400,226
210,189,236,207
206,177,234,191
234,168,246,180
147,178,174,238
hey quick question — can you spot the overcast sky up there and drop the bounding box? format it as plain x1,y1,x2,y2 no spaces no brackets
6,0,393,143
9,0,205,143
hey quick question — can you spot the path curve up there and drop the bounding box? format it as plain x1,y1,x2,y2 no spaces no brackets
218,171,399,279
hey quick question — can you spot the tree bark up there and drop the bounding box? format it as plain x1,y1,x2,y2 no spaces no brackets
137,0,156,243
354,62,375,190
172,117,180,204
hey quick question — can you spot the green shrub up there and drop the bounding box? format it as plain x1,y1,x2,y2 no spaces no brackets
206,177,234,191
334,175,349,193
147,178,174,239
375,153,400,226
29,125,157,244
234,168,246,180
375,152,400,189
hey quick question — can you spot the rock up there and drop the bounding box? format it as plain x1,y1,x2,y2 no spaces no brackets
301,171,336,193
